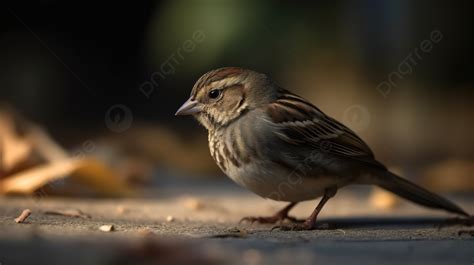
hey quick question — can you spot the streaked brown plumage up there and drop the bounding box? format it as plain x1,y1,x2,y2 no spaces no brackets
176,67,469,230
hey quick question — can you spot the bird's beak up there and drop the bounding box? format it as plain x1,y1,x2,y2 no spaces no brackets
175,98,203,116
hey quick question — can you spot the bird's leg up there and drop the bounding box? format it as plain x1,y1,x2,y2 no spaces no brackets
273,187,337,231
239,202,302,224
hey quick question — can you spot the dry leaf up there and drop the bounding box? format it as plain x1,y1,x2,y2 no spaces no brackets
72,158,135,196
14,209,31,223
0,160,72,194
0,157,134,196
0,112,32,172
0,107,136,198
44,209,91,219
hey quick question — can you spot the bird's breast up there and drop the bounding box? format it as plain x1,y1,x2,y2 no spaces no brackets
207,126,346,202
208,125,255,174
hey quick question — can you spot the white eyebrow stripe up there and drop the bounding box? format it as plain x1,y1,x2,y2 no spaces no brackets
204,76,241,90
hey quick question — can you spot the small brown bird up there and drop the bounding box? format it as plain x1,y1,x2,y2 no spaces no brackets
176,67,468,230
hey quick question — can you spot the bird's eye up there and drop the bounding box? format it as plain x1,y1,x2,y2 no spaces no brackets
208,89,221,99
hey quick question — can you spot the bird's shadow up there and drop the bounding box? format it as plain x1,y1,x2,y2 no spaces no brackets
315,216,472,230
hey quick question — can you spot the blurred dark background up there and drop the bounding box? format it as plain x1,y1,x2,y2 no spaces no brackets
1,1,473,176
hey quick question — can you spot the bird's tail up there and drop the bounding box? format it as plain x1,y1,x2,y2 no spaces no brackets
370,170,468,217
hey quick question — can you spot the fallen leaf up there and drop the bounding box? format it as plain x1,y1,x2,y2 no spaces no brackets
14,209,31,223
72,158,135,196
0,157,134,196
0,112,32,172
0,107,137,198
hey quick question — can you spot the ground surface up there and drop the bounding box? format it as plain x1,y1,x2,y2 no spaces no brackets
0,177,473,265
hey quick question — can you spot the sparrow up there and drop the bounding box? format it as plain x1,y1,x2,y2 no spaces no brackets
175,67,469,230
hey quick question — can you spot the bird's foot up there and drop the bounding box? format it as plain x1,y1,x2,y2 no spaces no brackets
239,215,304,225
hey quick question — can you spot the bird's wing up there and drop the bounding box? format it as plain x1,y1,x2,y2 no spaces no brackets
266,88,385,169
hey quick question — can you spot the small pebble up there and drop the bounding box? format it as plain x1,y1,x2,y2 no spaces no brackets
15,209,32,223
99,225,115,232
166,215,175,222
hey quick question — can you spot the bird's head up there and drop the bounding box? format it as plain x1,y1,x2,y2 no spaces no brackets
175,67,275,130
